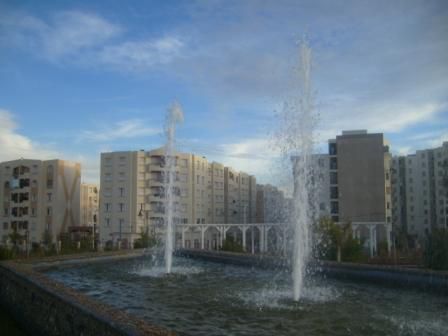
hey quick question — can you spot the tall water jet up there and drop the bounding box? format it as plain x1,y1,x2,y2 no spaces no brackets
164,101,184,274
276,39,318,300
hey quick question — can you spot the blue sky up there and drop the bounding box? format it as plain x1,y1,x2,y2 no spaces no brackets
0,0,447,184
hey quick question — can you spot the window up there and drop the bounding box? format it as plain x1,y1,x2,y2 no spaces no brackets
330,157,337,170
197,175,200,184
329,143,337,155
330,172,338,184
119,187,124,197
46,165,54,188
47,207,52,216
330,187,338,199
3,222,8,229
331,201,339,214
105,203,111,212
105,218,110,227
47,193,52,201
119,203,124,212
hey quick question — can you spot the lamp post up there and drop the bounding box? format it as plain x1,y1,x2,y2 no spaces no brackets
138,203,145,248
26,229,29,258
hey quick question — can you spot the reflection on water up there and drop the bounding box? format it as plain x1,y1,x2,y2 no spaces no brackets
46,257,448,336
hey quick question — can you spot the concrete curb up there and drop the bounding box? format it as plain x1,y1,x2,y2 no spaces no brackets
0,250,174,336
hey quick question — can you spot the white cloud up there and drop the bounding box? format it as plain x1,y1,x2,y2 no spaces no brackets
319,101,445,139
0,109,101,182
98,36,184,71
426,132,448,149
80,119,161,142
1,11,122,60
0,109,59,161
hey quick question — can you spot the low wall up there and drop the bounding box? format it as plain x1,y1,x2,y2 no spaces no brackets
176,249,448,294
0,252,174,336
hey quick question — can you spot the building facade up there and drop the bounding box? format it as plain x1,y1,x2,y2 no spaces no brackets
0,159,81,246
80,183,99,229
256,184,288,224
99,148,257,247
328,130,392,225
391,142,448,242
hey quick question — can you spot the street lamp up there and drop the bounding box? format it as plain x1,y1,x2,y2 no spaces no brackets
26,229,29,258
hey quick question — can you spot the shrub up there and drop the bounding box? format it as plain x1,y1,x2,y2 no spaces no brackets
0,245,15,260
221,236,244,253
424,229,448,270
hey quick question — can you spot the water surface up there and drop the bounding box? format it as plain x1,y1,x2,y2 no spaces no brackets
45,257,448,336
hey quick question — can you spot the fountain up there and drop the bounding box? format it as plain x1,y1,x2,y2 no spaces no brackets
39,41,448,336
163,101,184,274
276,39,317,300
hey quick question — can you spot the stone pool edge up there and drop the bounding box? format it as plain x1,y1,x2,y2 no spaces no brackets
176,249,448,294
0,250,175,336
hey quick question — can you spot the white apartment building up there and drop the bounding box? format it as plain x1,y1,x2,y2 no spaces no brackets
99,148,257,248
256,184,288,223
80,183,99,228
0,159,81,246
433,142,448,229
391,142,448,242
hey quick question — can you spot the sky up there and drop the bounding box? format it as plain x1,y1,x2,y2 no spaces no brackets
0,0,447,186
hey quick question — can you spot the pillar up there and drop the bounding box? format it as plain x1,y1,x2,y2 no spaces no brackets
182,228,185,248
251,226,255,254
260,226,265,253
386,223,392,255
201,226,205,250
219,226,223,248
242,227,246,251
369,224,374,258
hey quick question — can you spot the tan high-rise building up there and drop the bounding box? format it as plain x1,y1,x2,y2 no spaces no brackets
329,130,392,224
0,159,81,246
99,148,257,247
80,183,99,229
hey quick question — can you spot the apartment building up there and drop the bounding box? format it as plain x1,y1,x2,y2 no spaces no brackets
391,142,448,242
256,184,288,223
328,130,392,225
99,148,257,247
0,159,81,246
434,142,448,229
80,183,99,228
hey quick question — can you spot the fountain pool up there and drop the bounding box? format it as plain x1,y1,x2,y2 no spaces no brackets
45,256,448,336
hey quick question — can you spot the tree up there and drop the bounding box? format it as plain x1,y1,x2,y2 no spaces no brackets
8,228,24,252
315,217,364,262
42,229,53,247
134,229,156,249
221,236,244,253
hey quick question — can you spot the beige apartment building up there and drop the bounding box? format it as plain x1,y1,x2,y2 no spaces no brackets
99,148,257,247
0,159,81,247
80,183,99,229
